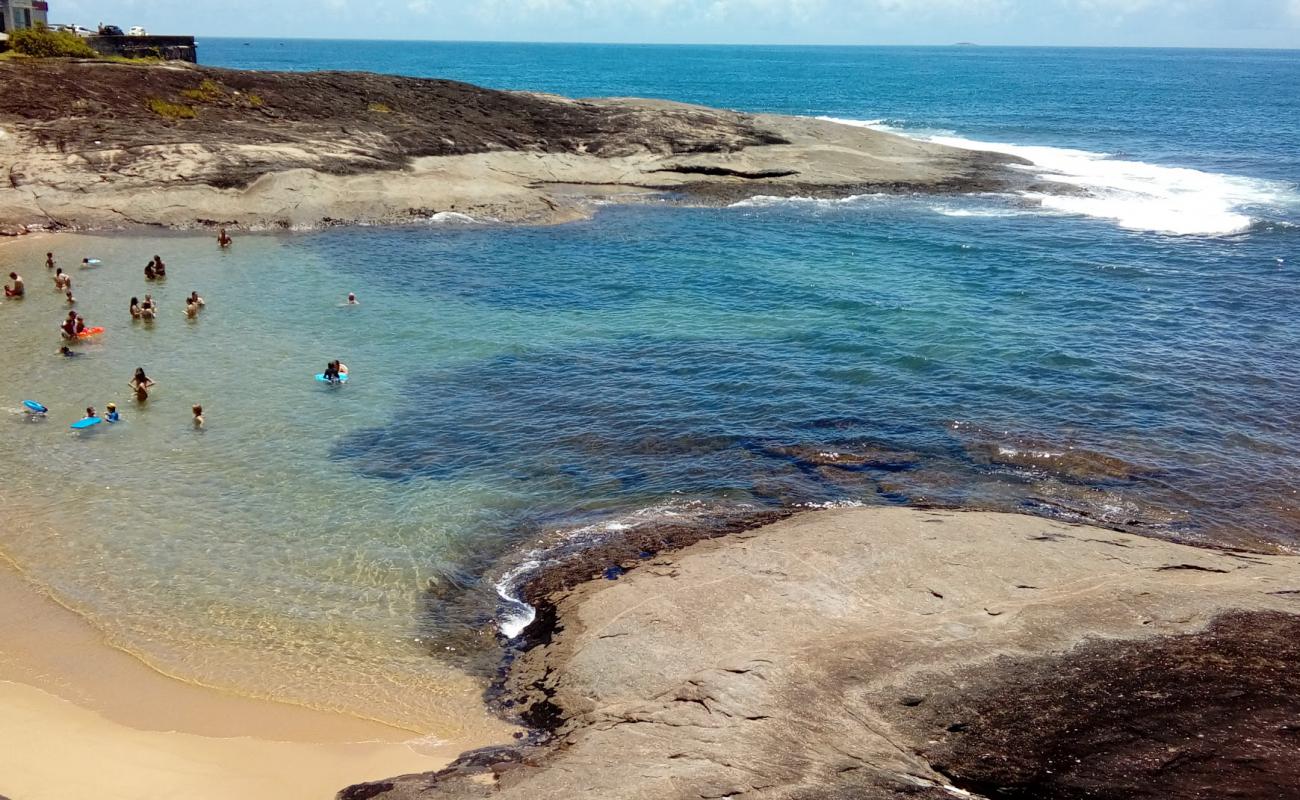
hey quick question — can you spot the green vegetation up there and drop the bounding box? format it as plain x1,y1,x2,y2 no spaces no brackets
146,97,197,119
247,93,266,108
368,102,393,113
100,53,163,64
180,78,227,103
9,24,100,58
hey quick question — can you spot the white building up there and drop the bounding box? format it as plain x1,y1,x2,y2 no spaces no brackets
0,0,50,36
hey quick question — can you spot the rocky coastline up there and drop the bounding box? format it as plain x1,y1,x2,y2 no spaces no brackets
0,59,1041,235
344,507,1299,800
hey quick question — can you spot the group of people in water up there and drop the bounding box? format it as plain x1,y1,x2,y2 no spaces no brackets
12,229,361,432
20,245,224,429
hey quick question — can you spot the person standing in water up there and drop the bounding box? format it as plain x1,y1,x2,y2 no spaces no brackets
45,252,56,270
128,367,156,402
192,404,205,428
60,311,78,339
217,228,232,248
144,261,156,281
105,403,121,423
4,272,23,298
65,290,76,306
53,269,70,291
152,256,167,278
129,297,142,319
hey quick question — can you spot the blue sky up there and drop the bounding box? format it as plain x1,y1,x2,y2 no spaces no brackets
61,0,1300,48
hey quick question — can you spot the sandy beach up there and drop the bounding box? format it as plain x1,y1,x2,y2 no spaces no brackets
0,553,515,800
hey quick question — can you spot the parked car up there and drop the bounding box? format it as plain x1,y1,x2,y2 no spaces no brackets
68,25,96,37
128,26,147,36
99,25,125,36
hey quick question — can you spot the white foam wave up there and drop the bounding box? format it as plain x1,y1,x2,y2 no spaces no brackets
818,116,1298,236
728,193,884,209
492,500,763,639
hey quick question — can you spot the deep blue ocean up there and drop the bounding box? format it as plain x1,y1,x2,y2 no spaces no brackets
5,40,1297,729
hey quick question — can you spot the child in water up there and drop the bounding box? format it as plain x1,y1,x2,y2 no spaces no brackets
45,252,56,270
58,346,79,358
192,404,205,428
65,290,76,305
128,367,155,402
84,406,97,420
217,228,232,248
105,403,121,423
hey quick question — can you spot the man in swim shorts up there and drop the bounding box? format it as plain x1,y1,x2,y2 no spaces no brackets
4,272,23,297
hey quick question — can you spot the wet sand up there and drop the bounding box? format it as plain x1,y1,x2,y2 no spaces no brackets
0,557,515,800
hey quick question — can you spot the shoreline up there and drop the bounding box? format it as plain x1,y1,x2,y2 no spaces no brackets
347,506,1300,800
0,545,517,800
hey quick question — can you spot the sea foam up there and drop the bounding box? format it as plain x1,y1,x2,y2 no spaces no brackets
817,116,1298,236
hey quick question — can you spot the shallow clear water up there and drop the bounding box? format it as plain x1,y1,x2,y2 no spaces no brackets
2,43,1299,732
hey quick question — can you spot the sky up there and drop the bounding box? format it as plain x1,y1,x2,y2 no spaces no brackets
58,0,1300,48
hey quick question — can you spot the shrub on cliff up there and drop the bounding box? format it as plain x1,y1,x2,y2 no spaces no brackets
9,25,99,59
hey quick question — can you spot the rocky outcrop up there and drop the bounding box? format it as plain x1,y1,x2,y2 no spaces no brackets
0,60,1033,233
342,507,1299,800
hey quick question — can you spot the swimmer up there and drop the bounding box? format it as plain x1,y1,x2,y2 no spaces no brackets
187,291,205,308
58,345,79,358
141,294,157,321
217,228,232,248
80,257,95,269
192,404,205,428
144,261,156,281
84,406,97,420
105,403,121,423
152,256,166,278
347,292,359,305
129,296,142,319
65,290,76,305
185,298,200,318
60,311,78,339
336,360,349,376
128,367,156,402
53,268,69,291
45,252,56,270
322,360,342,383
4,272,23,298
74,315,86,335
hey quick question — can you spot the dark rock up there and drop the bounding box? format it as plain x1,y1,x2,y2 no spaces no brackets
903,611,1300,800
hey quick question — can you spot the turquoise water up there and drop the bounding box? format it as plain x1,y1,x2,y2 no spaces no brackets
2,44,1300,732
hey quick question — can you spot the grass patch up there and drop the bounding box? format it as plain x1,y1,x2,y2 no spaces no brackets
368,102,393,113
247,93,266,107
180,78,227,103
146,97,197,119
99,54,163,64
8,25,99,58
